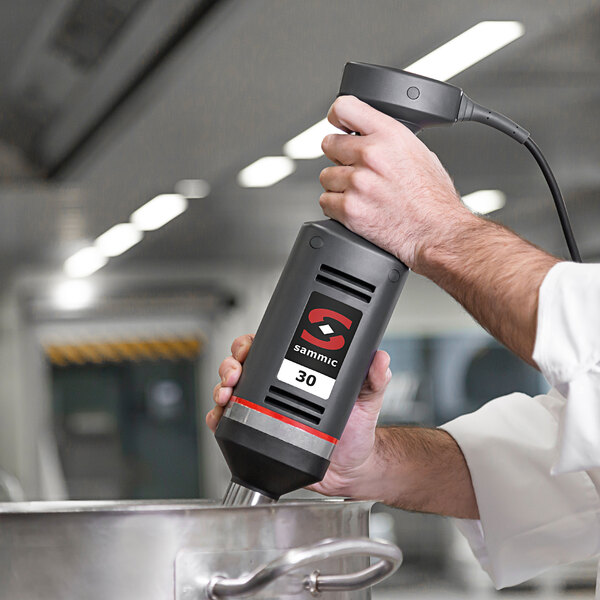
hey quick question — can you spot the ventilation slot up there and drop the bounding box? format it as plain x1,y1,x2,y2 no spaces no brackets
264,385,324,425
316,265,375,303
320,264,376,293
315,275,371,303
269,385,325,414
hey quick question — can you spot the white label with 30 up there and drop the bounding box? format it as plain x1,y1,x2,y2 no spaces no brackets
276,359,335,400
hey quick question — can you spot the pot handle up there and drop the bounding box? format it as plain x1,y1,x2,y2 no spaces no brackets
205,537,402,598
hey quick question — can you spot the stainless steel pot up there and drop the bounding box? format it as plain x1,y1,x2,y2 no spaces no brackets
0,499,402,599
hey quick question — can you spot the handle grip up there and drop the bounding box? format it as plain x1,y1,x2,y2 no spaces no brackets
206,537,402,598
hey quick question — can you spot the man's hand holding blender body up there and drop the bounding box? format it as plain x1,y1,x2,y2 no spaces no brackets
208,95,563,519
208,95,600,589
206,93,561,520
208,330,478,518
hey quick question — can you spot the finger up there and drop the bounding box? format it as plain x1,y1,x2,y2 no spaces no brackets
222,366,241,389
321,134,362,166
213,382,233,407
206,405,225,433
319,166,354,193
218,385,233,406
319,191,346,221
231,334,254,363
206,410,217,433
213,382,221,404
218,355,240,380
358,351,391,399
327,95,395,136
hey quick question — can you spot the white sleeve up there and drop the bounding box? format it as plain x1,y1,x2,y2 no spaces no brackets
440,391,600,589
532,262,600,474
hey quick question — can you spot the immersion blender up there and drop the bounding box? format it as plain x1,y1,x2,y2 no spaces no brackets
217,62,582,506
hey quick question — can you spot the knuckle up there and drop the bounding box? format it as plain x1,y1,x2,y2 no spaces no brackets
241,334,254,352
337,196,352,220
321,134,333,153
220,357,237,378
330,97,344,116
348,168,364,191
343,203,355,222
231,337,247,358
335,95,354,110
342,194,361,223
319,167,331,186
359,144,378,168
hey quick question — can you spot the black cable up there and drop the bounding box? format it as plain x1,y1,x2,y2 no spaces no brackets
459,96,582,262
523,138,582,263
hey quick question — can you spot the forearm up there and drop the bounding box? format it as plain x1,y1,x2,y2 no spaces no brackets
350,426,479,519
414,214,560,366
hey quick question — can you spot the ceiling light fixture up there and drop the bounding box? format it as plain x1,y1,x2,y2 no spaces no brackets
283,120,344,160
53,279,94,310
237,156,296,188
405,21,524,82
131,194,188,231
462,189,506,214
95,223,143,257
174,179,211,198
64,247,108,278
283,20,524,160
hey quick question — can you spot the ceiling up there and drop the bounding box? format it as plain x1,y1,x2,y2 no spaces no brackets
0,0,599,293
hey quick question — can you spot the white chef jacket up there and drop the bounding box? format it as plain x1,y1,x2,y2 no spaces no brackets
440,262,600,591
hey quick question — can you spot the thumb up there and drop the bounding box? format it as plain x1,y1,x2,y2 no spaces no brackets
327,95,398,136
357,350,391,402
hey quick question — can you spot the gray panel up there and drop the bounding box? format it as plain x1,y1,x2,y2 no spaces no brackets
233,220,408,440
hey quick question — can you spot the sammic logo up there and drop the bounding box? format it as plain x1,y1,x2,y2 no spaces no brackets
301,308,352,351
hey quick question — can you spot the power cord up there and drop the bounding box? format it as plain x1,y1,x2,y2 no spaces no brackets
458,96,582,263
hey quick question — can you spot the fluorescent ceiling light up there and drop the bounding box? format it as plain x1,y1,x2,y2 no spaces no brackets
95,223,143,257
283,119,344,159
64,247,108,278
283,21,524,160
174,179,211,198
462,189,506,214
131,194,188,231
237,156,296,188
53,280,94,310
405,21,524,82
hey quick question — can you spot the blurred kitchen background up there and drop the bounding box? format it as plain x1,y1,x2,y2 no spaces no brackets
0,0,599,597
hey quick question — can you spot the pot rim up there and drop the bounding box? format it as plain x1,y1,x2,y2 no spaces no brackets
0,497,374,515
